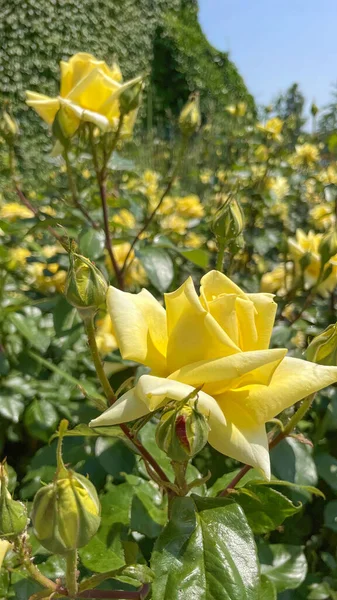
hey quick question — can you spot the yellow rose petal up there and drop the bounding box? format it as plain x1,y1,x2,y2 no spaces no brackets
107,286,168,375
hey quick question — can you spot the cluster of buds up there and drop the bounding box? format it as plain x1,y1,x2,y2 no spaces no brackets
0,461,28,540
65,250,108,320
156,393,210,463
305,323,337,366
31,420,101,554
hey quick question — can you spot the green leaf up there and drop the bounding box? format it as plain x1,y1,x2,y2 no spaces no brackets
79,524,125,573
324,500,337,532
95,437,136,479
151,496,260,600
259,544,307,592
260,575,277,600
125,474,167,538
79,228,106,260
233,484,302,534
100,483,134,527
23,399,59,442
8,312,51,352
208,469,263,497
271,438,317,500
180,248,209,268
0,392,24,423
138,247,174,292
50,423,124,442
315,453,337,492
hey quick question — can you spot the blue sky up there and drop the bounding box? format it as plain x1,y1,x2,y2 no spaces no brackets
198,0,337,111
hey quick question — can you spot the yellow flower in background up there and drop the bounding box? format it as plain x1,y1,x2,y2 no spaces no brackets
225,105,236,116
111,209,136,230
288,229,337,296
7,248,31,270
26,52,141,136
317,164,337,185
27,262,67,294
310,204,335,230
261,263,292,295
40,206,57,217
290,143,320,167
106,243,147,288
267,176,290,201
257,117,283,140
185,232,205,248
161,214,187,235
254,144,269,162
95,313,118,356
0,202,34,221
90,271,337,477
200,169,213,184
175,194,204,219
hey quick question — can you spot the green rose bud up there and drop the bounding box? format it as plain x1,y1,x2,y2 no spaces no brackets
311,102,319,117
119,77,144,116
0,462,28,540
179,92,201,137
319,229,337,267
31,471,101,554
212,198,244,245
31,420,101,554
156,400,209,462
65,252,108,319
305,323,337,366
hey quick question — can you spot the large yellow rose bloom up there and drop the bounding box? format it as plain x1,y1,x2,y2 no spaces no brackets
90,271,337,477
26,53,141,136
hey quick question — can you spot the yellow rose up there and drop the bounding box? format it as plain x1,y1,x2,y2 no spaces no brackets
288,229,337,296
106,243,147,288
261,263,292,295
0,202,34,221
290,143,320,167
90,271,337,477
26,52,141,136
175,195,204,219
257,117,283,140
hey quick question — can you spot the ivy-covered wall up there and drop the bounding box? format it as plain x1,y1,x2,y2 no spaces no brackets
0,0,254,132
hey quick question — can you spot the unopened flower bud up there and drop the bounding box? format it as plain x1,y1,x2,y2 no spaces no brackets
311,103,319,117
305,323,337,366
119,77,143,116
0,462,28,540
31,420,101,554
212,198,244,244
65,253,107,318
0,111,19,144
319,230,337,266
156,400,209,462
179,92,201,137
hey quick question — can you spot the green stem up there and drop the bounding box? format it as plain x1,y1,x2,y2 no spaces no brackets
121,136,188,275
216,240,226,272
219,393,315,497
66,550,78,598
89,121,125,290
64,148,98,229
83,316,116,406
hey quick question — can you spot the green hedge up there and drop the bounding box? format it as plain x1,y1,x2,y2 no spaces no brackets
0,0,254,131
